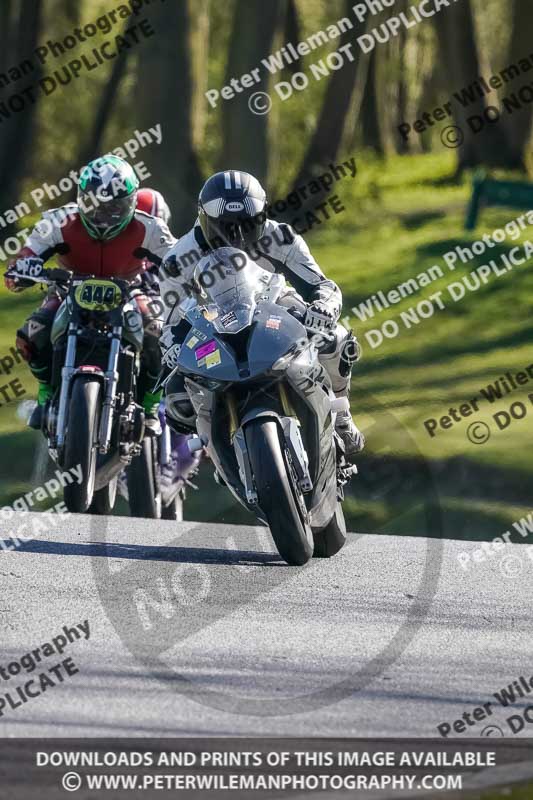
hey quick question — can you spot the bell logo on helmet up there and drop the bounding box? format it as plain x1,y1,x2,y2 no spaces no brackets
225,201,245,212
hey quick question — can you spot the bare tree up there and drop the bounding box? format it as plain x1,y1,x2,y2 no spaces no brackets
77,45,130,168
433,0,514,173
293,0,368,186
0,0,44,217
189,0,210,151
219,0,285,185
135,1,203,229
360,49,385,155
503,0,533,169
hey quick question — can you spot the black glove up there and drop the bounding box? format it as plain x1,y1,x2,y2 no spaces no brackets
5,258,44,292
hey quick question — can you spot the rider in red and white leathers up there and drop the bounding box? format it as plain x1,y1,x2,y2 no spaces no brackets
4,156,175,428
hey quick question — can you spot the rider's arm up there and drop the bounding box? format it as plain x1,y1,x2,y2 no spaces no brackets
266,222,342,318
158,228,204,317
136,214,176,269
4,211,65,291
15,208,67,263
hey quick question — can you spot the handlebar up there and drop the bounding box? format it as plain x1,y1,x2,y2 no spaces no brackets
44,267,73,284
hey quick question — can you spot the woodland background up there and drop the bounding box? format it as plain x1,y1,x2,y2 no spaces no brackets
0,0,532,540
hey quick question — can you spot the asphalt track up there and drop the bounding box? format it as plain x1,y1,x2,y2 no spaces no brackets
0,512,531,738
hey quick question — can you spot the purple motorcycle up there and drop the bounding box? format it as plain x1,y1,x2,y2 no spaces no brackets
119,402,201,520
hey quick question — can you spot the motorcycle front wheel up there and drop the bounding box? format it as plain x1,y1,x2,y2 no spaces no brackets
63,376,100,513
89,477,118,516
245,418,313,566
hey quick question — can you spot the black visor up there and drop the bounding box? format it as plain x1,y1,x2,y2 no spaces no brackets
201,212,266,250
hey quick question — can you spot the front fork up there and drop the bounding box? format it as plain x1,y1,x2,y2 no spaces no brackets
229,384,313,503
98,327,121,454
54,325,122,456
55,323,78,451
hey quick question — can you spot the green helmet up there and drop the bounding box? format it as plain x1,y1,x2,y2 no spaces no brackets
78,154,139,240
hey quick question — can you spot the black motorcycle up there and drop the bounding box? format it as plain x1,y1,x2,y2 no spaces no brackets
37,268,152,514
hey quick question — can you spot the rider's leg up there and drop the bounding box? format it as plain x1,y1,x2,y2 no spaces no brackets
318,323,365,461
134,293,163,422
16,293,60,429
159,318,196,434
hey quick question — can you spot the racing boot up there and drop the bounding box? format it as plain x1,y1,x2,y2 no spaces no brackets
335,408,365,463
28,382,53,430
319,327,365,462
143,390,163,436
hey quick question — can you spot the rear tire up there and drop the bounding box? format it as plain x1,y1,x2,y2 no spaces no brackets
89,477,118,515
245,418,313,566
63,377,100,513
126,437,162,519
313,503,347,558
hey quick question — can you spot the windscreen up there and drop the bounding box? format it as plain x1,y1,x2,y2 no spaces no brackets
194,247,270,333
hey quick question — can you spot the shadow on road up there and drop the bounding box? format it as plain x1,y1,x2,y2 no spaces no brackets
0,538,283,566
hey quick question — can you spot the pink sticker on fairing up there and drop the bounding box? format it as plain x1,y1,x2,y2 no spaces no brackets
195,340,217,360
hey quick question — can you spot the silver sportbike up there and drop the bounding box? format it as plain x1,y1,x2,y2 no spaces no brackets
163,248,357,566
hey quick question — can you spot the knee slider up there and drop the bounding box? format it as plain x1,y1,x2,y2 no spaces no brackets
165,373,195,428
165,394,195,430
16,332,33,362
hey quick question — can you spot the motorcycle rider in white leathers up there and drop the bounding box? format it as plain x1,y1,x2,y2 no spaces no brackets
158,170,364,461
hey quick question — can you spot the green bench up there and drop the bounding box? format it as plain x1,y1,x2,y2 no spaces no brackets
465,171,533,230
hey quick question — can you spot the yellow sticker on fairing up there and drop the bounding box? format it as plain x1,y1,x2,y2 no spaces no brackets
205,350,221,369
74,280,122,311
186,335,199,349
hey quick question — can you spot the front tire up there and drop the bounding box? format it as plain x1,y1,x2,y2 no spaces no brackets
63,377,100,513
126,437,162,519
313,503,347,558
89,477,118,515
162,494,183,521
245,418,313,566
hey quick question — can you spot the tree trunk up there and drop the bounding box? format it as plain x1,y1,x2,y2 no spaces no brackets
433,0,515,172
503,0,533,168
360,49,385,155
393,0,409,154
0,0,44,216
189,0,210,151
77,45,130,168
283,0,301,75
134,1,203,230
219,0,285,186
293,0,367,186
